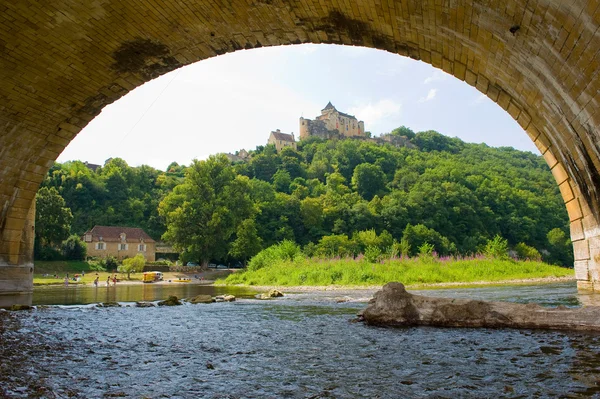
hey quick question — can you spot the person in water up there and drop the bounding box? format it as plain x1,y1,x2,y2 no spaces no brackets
106,276,111,287
93,276,99,287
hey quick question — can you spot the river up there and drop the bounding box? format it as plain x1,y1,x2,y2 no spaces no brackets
2,282,600,398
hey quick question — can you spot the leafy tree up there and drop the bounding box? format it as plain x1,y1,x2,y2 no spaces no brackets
515,242,542,261
402,224,455,256
35,187,73,248
317,234,354,258
351,163,387,200
62,235,87,260
118,254,146,279
229,218,263,265
391,126,416,140
159,155,253,265
272,169,292,193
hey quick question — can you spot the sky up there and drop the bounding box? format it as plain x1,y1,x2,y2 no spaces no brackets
57,44,539,171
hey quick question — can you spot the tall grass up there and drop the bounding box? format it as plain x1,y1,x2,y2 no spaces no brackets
223,255,573,287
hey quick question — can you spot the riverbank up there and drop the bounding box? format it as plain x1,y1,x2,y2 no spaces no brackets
33,269,232,286
222,257,574,287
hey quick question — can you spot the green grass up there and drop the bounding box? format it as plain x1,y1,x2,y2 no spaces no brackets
222,256,574,287
34,260,93,274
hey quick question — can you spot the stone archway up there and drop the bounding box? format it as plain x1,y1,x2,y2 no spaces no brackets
1,1,599,305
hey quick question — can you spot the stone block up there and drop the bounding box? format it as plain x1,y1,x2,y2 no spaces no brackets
575,260,589,280
565,199,583,222
570,219,586,241
573,239,591,261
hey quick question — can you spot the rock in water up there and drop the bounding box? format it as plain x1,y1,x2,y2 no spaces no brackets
189,295,214,304
157,296,182,306
361,282,600,332
135,301,155,308
257,289,284,299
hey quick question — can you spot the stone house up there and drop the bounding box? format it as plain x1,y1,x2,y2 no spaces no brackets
83,225,156,261
299,102,365,140
268,129,297,152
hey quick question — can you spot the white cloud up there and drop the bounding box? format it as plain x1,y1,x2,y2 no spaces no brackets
419,89,437,103
348,99,402,126
424,70,448,84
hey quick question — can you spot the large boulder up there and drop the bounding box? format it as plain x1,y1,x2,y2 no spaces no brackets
157,296,182,306
189,295,214,304
361,282,600,332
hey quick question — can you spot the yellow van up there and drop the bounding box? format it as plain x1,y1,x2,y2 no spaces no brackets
142,271,163,283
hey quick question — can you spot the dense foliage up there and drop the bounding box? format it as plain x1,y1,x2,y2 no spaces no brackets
40,128,573,266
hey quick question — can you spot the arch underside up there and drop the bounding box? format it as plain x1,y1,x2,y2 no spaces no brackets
1,0,600,302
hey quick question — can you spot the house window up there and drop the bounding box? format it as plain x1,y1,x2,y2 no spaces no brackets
119,244,128,251
138,244,146,252
96,242,105,250
85,234,92,242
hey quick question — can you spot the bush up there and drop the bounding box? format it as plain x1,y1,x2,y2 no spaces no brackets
402,224,455,256
418,242,436,263
61,235,87,261
247,240,302,271
515,242,542,261
483,235,509,260
364,246,382,263
88,259,106,272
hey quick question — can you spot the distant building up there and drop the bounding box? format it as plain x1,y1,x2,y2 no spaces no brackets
224,148,251,163
300,102,365,140
83,225,156,262
268,129,297,152
83,161,101,172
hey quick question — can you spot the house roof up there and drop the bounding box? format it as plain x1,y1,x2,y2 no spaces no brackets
84,225,155,242
270,131,295,142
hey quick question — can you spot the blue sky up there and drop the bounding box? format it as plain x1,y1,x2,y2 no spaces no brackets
57,44,538,170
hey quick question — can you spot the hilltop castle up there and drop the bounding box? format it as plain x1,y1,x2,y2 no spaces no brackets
300,102,365,140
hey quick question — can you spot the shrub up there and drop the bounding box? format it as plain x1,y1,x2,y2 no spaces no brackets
418,242,436,263
483,235,509,260
364,246,382,263
515,242,542,261
247,240,302,271
61,235,87,261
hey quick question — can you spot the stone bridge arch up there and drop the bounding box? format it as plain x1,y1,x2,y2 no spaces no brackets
1,0,600,305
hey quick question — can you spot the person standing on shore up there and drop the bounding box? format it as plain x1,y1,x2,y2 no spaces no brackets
93,277,99,287
106,276,111,287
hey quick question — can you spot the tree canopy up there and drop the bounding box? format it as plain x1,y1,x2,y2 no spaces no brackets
39,127,573,266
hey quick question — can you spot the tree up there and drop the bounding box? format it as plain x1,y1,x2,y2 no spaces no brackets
62,235,87,260
391,126,415,140
119,254,146,279
351,163,387,200
229,218,263,265
159,155,253,265
35,187,73,248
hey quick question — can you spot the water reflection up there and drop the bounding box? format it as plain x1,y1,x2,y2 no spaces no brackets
33,283,260,305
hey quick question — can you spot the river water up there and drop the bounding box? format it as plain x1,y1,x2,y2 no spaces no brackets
2,282,600,398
